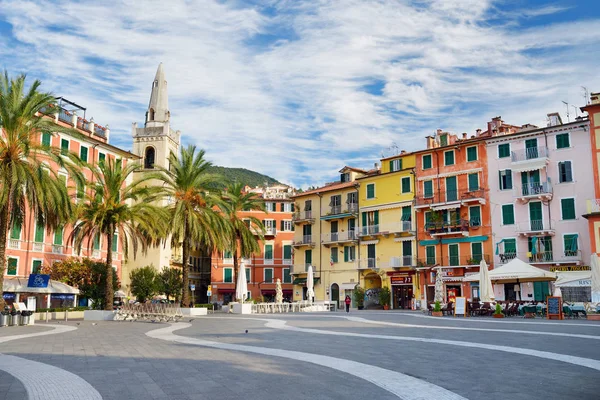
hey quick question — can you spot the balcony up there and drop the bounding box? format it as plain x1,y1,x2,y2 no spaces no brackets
33,242,44,252
510,146,549,172
8,239,20,250
358,258,377,270
322,203,359,220
515,220,555,236
497,251,582,265
424,219,470,237
293,211,315,224
514,182,552,202
321,230,358,245
92,249,101,259
264,226,277,237
585,199,600,215
418,254,491,268
293,263,313,274
293,235,315,248
379,256,416,268
52,245,64,254
359,221,414,237
415,189,485,210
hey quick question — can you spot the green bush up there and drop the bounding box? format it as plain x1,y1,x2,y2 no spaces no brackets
433,300,441,312
36,306,88,313
194,304,214,310
494,303,504,315
353,286,365,307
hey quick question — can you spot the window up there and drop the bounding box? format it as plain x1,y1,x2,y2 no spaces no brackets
304,200,312,211
401,177,411,193
444,150,455,166
144,147,155,169
425,246,435,265
471,242,483,263
330,195,342,211
340,173,350,183
264,268,273,283
440,134,448,146
76,181,85,200
245,267,251,283
502,204,515,225
54,227,63,246
423,180,434,198
467,146,477,162
42,132,52,147
499,169,513,190
556,133,570,149
264,244,274,261
366,183,375,199
263,219,275,232
32,260,42,274
331,247,338,263
34,222,44,243
58,173,67,187
469,206,481,227
422,154,432,170
503,238,517,256
564,234,578,256
281,220,293,232
401,206,411,222
468,173,479,191
283,268,291,283
344,246,355,262
60,138,69,154
7,257,17,276
558,161,573,183
93,233,101,250
448,244,459,266
498,143,510,158
283,244,292,264
224,250,233,260
98,152,106,165
347,192,357,206
224,268,233,283
10,221,21,240
112,234,118,252
80,146,88,162
561,198,576,220
305,249,312,271
390,159,402,172
243,218,250,228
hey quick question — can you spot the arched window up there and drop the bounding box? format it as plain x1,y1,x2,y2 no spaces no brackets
144,147,155,169
149,108,155,121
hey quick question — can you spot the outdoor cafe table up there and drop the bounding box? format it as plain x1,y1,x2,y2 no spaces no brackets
565,304,587,317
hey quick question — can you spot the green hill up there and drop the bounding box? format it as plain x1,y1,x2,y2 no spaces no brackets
207,165,280,188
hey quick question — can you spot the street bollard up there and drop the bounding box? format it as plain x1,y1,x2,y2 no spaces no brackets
65,309,68,322
45,310,49,323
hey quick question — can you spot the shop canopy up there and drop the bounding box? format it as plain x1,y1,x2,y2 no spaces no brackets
463,258,556,283
554,271,591,287
3,277,79,294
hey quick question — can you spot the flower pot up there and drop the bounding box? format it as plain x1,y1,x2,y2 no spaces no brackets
493,314,504,318
383,305,389,310
357,305,364,310
587,314,600,321
432,311,443,317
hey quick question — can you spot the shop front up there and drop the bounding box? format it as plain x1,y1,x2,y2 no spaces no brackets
441,267,465,302
388,272,415,309
2,276,78,310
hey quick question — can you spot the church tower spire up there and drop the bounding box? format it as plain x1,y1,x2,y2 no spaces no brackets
145,62,170,127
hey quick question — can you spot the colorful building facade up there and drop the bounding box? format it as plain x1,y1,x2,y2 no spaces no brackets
582,93,600,256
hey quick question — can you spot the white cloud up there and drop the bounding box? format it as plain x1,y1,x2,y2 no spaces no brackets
0,0,598,188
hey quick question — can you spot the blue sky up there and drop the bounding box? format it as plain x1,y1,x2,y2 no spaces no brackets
1,0,599,188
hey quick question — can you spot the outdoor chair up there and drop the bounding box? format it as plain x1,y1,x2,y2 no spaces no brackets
427,302,433,315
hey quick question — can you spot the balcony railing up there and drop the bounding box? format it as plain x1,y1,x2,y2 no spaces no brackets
264,226,277,236
516,182,552,198
498,251,582,264
347,203,358,213
516,219,555,234
358,258,377,269
360,221,414,236
33,242,44,252
511,146,549,162
92,249,101,259
382,256,416,268
58,108,73,125
586,199,600,214
8,239,20,249
292,211,314,223
330,205,342,215
417,254,491,267
321,230,357,243
416,189,485,207
293,235,314,246
424,219,470,236
52,245,64,254
360,225,380,236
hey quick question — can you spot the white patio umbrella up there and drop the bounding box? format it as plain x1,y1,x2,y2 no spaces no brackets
478,259,495,302
306,265,315,303
591,253,600,303
434,269,444,303
235,262,248,302
275,278,283,304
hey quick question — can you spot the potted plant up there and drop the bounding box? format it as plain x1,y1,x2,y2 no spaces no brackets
353,286,365,310
379,287,391,310
432,300,443,317
493,303,505,318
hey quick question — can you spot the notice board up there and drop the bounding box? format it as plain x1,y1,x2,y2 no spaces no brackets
454,297,467,317
546,296,563,320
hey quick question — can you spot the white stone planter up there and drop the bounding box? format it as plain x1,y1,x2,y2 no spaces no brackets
222,306,230,313
84,310,116,321
232,303,253,314
180,308,208,316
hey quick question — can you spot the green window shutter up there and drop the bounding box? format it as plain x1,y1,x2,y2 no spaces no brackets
362,212,367,227
283,268,291,283
7,258,17,276
401,206,411,221
80,146,88,162
467,147,477,161
54,227,63,245
305,249,312,264
291,203,295,212
60,138,69,154
468,173,479,191
76,181,85,199
498,143,510,158
401,177,411,193
556,133,570,149
504,239,516,254
10,221,21,240
469,206,481,226
367,184,375,199
112,234,118,252
265,244,273,259
425,211,432,225
99,152,106,164
34,222,44,243
42,132,52,147
331,247,338,263
58,174,67,187
506,170,512,189
471,242,483,259
374,211,379,226
444,151,454,166
502,204,515,225
283,245,292,260
424,181,433,197
265,269,273,283
423,155,432,169
564,234,578,254
449,244,459,266
389,160,394,172
93,233,101,250
344,246,349,262
224,250,232,259
224,268,233,283
32,260,42,274
561,198,576,220
426,246,435,264
559,161,572,183
440,135,448,146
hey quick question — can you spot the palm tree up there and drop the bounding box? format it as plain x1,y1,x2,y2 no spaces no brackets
154,145,230,306
0,71,83,307
70,158,167,310
221,182,265,294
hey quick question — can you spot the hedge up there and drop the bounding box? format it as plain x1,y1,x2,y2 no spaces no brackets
36,306,88,313
194,304,214,310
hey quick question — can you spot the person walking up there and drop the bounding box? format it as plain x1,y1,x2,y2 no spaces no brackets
345,295,351,313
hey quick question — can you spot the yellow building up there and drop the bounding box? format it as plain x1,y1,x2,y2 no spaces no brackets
291,167,367,307
356,152,418,309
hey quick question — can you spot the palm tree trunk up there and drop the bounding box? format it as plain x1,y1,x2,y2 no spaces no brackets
0,205,9,309
104,230,114,311
181,218,190,306
233,248,239,294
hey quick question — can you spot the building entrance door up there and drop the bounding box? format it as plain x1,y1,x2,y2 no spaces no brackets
331,283,340,308
394,285,413,309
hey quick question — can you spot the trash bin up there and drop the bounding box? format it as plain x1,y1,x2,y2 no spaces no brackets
20,311,31,326
0,312,8,327
9,311,19,326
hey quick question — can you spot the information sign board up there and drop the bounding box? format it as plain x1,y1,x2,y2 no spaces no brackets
454,297,467,317
546,296,563,320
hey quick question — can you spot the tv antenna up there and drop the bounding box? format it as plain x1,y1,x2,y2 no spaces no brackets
582,86,590,105
561,101,570,123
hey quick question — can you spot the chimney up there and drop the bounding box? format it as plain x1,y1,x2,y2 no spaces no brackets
436,129,443,136
374,162,380,171
426,136,435,149
400,150,407,154
476,129,482,135
462,132,467,139
591,92,600,105
492,128,498,137
547,112,563,127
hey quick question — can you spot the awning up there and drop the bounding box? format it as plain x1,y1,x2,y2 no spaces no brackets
217,289,235,294
555,271,591,287
432,203,461,211
513,160,547,173
360,203,407,212
360,240,379,245
3,277,79,294
293,277,320,285
464,258,557,283
261,290,276,295
339,283,358,290
394,237,415,242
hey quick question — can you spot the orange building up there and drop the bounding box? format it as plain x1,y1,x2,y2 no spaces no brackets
210,184,296,304
4,98,138,308
582,93,600,260
414,129,494,304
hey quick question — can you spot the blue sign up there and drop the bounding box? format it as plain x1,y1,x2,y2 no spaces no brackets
27,274,50,288
2,293,15,300
51,294,74,301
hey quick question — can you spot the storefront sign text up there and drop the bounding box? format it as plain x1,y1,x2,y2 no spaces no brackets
549,266,591,272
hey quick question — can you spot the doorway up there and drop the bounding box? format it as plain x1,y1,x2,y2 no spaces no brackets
331,283,340,308
393,285,413,309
